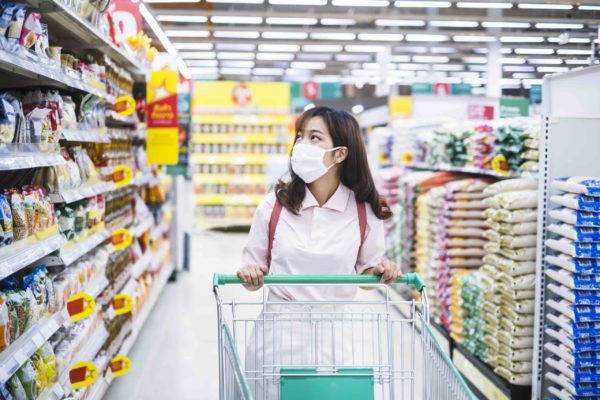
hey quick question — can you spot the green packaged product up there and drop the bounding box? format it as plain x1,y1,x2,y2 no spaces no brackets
16,360,37,400
8,373,26,400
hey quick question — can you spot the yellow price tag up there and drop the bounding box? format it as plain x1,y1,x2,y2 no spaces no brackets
67,293,95,323
112,294,134,316
69,362,98,389
115,96,136,117
491,154,510,175
400,152,413,165
112,165,134,188
110,355,132,378
111,228,133,251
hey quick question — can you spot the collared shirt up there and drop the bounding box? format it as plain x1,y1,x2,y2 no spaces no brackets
241,184,386,301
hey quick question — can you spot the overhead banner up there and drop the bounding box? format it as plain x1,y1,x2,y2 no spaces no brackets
147,70,179,165
499,97,530,118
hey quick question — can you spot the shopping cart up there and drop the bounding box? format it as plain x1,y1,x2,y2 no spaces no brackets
213,273,474,400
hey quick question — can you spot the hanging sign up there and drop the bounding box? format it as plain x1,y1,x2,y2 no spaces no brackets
67,293,95,322
434,83,450,96
467,104,495,120
302,81,319,101
110,356,132,378
70,362,98,389
499,97,530,118
147,70,179,165
491,154,510,175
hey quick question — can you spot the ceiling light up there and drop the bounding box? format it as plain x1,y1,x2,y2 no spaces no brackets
537,66,570,73
266,17,317,25
253,68,285,75
579,5,600,10
375,19,426,27
217,52,255,60
290,61,326,69
186,60,219,67
503,65,535,72
457,2,512,8
352,69,377,76
258,44,300,52
512,73,537,79
522,79,544,87
335,54,372,62
220,67,252,75
165,30,210,37
528,58,563,64
297,53,332,61
180,51,216,59
463,77,487,85
431,47,458,54
189,67,219,74
362,63,394,70
397,63,429,70
535,23,584,30
451,72,480,78
565,59,591,65
312,75,342,82
263,31,309,39
140,3,178,59
462,57,487,64
405,34,449,42
518,3,573,10
453,35,496,42
285,68,312,76
220,60,255,68
514,48,554,55
433,64,464,71
358,33,404,41
332,0,389,6
157,15,208,23
216,43,256,51
557,49,592,55
211,16,262,24
269,0,326,4
214,31,260,39
482,21,531,28
320,18,356,26
501,36,545,43
548,37,591,44
468,65,487,71
207,0,263,3
311,32,356,40
174,42,213,50
346,45,386,52
413,55,449,63
391,55,411,62
501,78,522,85
256,52,295,60
303,45,343,52
395,1,451,7
474,47,513,54
430,20,479,28
395,46,428,53
501,57,526,64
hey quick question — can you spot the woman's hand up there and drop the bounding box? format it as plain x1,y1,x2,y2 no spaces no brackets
237,264,268,291
364,259,401,284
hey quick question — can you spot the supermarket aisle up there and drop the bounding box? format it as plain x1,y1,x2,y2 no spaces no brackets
106,231,250,400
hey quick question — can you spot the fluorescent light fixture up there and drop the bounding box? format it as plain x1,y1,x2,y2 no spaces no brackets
217,52,256,60
297,53,332,61
431,47,458,54
513,73,537,79
537,66,570,73
482,21,531,28
397,63,429,70
468,65,487,71
503,65,535,72
266,17,318,25
432,64,464,71
335,54,372,62
536,23,584,30
220,60,255,68
548,37,591,44
214,31,260,39
321,18,356,25
413,55,450,63
311,32,357,40
211,16,262,24
501,78,521,85
139,4,177,56
313,75,342,82
303,45,343,52
579,4,600,10
519,3,573,10
462,57,487,64
207,0,263,3
375,19,426,27
500,36,545,43
528,58,563,65
473,47,513,54
395,1,450,7
501,57,526,64
285,68,312,76
258,44,300,52
453,35,496,42
395,46,427,53
220,67,252,75
157,15,208,23
290,61,326,69
189,67,218,74
352,69,376,76
463,77,487,85
256,52,295,60
216,43,256,51
253,68,285,75
352,105,364,114
180,51,216,59
565,59,591,65
362,63,390,70
405,34,449,42
346,45,386,52
451,72,480,78
174,42,213,50
358,33,404,41
430,20,479,28
263,31,309,39
457,2,512,8
557,49,592,55
269,0,326,4
332,0,389,6
165,30,210,38
514,48,554,55
186,60,219,67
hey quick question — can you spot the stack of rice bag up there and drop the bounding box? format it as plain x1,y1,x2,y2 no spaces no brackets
377,167,405,266
544,177,600,399
519,121,540,174
460,272,488,360
480,178,538,386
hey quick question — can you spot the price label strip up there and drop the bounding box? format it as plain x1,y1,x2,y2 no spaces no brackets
67,293,96,323
110,355,132,378
70,362,98,390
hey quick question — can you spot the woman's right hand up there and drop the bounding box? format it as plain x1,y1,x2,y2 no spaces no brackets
237,264,268,291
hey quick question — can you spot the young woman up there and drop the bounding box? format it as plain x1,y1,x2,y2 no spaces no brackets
237,106,400,398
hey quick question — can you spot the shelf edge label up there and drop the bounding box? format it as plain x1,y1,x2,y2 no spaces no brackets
67,293,95,322
112,294,134,316
112,165,134,188
110,355,132,378
70,362,98,389
111,228,133,251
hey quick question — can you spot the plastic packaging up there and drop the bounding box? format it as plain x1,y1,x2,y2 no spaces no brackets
546,254,600,275
547,238,600,259
483,179,538,196
551,193,600,212
552,177,600,197
484,191,538,210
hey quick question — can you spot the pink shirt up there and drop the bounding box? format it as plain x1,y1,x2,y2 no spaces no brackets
241,184,386,301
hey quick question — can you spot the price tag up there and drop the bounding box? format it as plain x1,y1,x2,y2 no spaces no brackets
112,294,134,316
491,154,510,175
110,355,132,378
70,362,98,390
14,350,28,366
400,152,413,165
112,165,133,188
67,293,96,322
115,96,136,117
111,228,132,251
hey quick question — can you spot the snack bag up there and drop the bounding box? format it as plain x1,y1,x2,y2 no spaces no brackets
15,360,36,400
6,4,25,53
19,12,41,52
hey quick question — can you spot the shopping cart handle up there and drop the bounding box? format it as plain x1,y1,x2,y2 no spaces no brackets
212,273,426,292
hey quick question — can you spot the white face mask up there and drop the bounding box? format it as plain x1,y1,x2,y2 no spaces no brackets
291,142,342,183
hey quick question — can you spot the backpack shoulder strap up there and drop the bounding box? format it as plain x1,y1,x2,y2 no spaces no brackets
267,199,283,267
357,202,367,245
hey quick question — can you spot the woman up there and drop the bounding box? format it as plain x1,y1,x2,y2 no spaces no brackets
237,106,400,398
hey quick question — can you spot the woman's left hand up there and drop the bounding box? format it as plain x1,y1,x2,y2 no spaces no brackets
370,259,401,284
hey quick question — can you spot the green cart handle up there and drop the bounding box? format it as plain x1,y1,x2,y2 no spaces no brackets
213,273,426,292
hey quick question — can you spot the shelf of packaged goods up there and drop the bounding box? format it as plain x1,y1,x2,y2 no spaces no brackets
0,48,113,101
131,251,153,279
193,217,253,231
107,215,134,236
0,151,65,172
150,220,170,243
190,153,273,165
130,216,154,238
106,111,139,128
133,172,159,187
191,133,287,145
195,194,263,207
60,128,110,144
48,181,113,204
148,241,170,274
59,224,110,266
407,163,539,180
0,227,66,280
192,114,290,126
193,173,267,185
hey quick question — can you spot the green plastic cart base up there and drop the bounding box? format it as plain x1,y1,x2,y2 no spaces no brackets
280,368,375,400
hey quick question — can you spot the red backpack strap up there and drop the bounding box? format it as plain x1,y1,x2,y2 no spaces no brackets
267,200,283,267
357,202,367,245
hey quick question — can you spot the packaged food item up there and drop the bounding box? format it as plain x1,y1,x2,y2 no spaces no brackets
547,238,600,259
0,195,13,246
499,247,537,261
484,219,537,236
546,254,600,275
0,95,16,144
483,208,538,223
550,208,600,228
19,12,41,52
498,234,537,249
8,373,26,400
483,179,538,196
493,366,532,385
552,177,600,197
484,191,538,210
6,4,25,52
549,223,600,243
38,342,56,384
0,4,16,38
16,360,36,400
0,295,9,351
30,352,47,394
551,193,600,212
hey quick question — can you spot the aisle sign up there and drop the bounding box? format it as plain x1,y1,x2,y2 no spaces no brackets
529,85,542,104
389,96,413,119
451,83,472,96
434,83,450,96
303,81,319,101
467,104,495,120
411,83,433,94
148,70,179,165
499,97,529,118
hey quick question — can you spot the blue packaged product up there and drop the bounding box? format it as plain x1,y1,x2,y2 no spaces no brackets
547,238,600,259
549,224,600,243
546,267,600,290
547,355,600,383
547,254,600,275
552,193,600,213
548,284,600,306
547,299,600,323
553,177,600,197
548,313,600,339
550,208,600,228
546,341,600,368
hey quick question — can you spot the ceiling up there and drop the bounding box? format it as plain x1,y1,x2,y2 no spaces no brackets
143,0,600,88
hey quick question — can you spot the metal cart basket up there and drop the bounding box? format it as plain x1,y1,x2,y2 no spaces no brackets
213,273,474,400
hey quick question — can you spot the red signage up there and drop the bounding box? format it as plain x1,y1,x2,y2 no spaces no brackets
232,83,252,106
467,104,495,120
434,83,450,96
147,71,178,128
303,81,319,101
110,1,142,42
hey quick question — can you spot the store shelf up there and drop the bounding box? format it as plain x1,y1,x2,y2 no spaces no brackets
59,226,110,266
130,217,154,238
134,172,159,187
0,227,66,280
0,151,66,171
61,128,110,143
192,114,290,125
407,162,538,180
49,181,113,204
132,251,153,279
195,193,263,206
106,111,139,127
190,153,272,165
192,173,267,185
192,133,284,145
150,220,170,243
0,48,112,100
148,241,170,273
